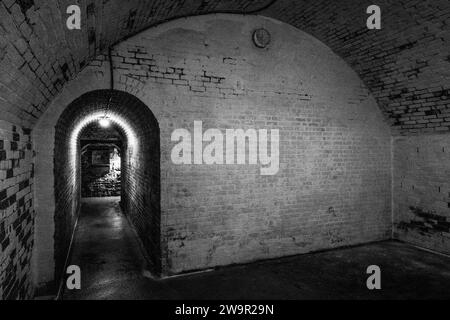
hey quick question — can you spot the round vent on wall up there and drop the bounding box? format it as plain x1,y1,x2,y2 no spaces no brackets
252,28,271,48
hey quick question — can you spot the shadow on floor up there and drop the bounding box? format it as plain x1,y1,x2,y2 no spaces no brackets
62,197,450,300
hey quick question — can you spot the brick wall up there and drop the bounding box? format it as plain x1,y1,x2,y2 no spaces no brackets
53,115,81,286
0,120,34,299
265,0,450,135
0,0,272,129
0,0,446,297
394,135,450,254
1,1,449,134
32,14,392,287
22,15,391,296
108,14,391,274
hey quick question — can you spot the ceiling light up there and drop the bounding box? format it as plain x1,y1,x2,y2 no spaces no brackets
99,117,110,128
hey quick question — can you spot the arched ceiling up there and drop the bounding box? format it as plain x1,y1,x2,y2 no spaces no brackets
0,0,449,134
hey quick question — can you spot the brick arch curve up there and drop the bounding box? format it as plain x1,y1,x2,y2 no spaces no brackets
53,89,161,287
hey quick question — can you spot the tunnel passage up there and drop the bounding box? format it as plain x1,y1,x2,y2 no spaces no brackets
80,122,123,198
53,89,161,283
29,14,394,291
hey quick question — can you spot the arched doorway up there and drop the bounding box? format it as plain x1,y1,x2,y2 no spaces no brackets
53,89,161,286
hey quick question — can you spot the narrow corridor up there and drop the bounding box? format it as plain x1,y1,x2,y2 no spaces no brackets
61,197,450,300
62,197,158,300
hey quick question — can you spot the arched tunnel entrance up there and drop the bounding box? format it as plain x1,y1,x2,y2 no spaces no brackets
53,90,161,286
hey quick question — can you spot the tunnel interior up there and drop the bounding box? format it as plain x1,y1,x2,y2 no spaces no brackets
53,89,161,283
0,1,449,300
35,13,394,291
80,122,123,198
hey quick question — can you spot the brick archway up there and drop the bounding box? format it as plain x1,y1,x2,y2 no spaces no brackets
53,89,161,286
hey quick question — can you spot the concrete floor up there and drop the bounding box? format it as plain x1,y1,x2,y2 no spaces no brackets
62,197,450,300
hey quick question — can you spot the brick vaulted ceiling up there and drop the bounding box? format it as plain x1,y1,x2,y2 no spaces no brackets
0,0,449,134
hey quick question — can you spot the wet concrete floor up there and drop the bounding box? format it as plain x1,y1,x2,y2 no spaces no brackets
62,197,450,300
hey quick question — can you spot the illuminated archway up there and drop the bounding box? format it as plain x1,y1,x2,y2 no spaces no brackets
53,89,161,284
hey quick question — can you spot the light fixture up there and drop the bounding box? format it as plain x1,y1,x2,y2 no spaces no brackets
252,28,271,48
99,117,111,128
